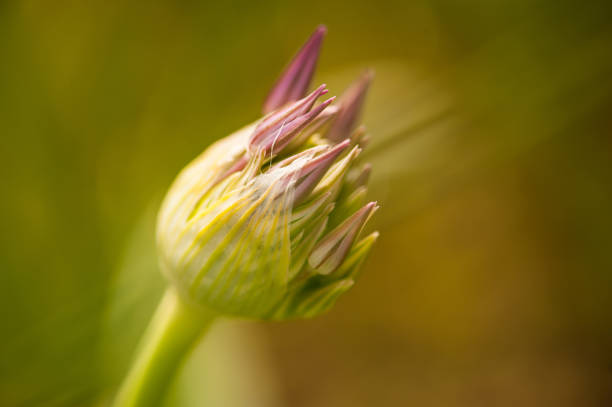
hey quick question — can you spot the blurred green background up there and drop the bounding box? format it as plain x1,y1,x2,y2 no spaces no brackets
2,0,612,406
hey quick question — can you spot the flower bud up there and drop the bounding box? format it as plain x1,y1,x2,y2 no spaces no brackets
156,26,379,319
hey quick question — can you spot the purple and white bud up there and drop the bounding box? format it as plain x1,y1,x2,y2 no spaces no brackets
156,26,379,320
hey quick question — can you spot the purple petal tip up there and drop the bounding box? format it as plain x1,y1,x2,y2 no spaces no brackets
308,201,378,274
263,26,327,114
250,85,336,157
326,71,374,142
291,139,350,205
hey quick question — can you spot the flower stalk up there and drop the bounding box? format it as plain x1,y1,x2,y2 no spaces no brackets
112,289,216,407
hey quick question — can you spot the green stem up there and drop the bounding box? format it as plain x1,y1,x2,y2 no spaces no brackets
113,288,217,407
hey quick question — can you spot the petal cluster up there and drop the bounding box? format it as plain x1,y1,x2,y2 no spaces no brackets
156,26,379,319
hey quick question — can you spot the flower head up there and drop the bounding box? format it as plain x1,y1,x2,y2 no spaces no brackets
157,26,379,319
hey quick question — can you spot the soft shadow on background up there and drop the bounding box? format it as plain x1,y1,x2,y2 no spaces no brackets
1,1,611,406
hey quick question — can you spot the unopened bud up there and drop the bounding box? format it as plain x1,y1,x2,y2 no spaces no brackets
156,27,380,320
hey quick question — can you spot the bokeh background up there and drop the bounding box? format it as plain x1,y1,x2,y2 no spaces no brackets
2,0,612,406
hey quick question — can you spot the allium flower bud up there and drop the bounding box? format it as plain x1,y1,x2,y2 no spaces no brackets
156,26,379,320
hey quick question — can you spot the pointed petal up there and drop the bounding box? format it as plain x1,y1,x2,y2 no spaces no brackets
263,25,327,114
310,145,361,199
250,87,335,157
327,70,374,142
285,104,339,151
266,141,348,206
260,84,328,136
331,231,379,279
271,144,328,170
291,139,351,205
268,141,351,206
303,104,339,138
252,85,328,148
309,201,378,274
